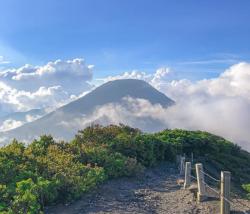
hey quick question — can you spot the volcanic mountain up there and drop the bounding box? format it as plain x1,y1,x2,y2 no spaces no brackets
0,79,174,144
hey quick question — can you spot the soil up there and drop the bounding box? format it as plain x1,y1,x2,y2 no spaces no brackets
46,162,250,214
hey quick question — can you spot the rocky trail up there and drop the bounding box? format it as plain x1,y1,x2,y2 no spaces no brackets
46,163,250,214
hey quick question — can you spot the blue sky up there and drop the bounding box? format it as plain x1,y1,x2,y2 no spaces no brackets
0,0,250,80
1,1,250,150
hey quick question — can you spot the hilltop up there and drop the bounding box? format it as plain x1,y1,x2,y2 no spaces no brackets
0,125,250,213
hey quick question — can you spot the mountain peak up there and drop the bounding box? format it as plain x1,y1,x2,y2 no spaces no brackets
1,79,174,143
62,79,174,113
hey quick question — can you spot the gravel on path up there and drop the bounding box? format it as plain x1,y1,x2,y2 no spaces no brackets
46,162,250,214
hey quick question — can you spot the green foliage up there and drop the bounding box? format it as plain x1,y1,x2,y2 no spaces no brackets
0,124,249,213
242,184,250,199
0,184,8,211
156,129,250,185
11,178,41,214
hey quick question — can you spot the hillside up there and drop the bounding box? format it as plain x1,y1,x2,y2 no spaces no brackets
0,125,250,213
1,79,174,143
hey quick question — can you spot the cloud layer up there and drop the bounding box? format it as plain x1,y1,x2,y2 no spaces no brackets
0,119,23,132
97,62,250,151
1,57,250,151
0,58,94,114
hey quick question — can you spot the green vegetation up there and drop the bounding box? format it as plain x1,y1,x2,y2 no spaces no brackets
0,124,250,213
242,184,250,199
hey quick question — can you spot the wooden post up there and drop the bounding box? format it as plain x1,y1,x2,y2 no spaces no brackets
220,171,231,214
184,162,191,189
180,156,185,175
195,163,206,202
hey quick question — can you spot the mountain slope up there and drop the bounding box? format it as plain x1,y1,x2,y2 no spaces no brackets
1,79,174,143
0,109,45,123
0,109,46,132
62,79,174,113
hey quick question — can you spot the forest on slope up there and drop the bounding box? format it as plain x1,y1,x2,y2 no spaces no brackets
0,124,250,213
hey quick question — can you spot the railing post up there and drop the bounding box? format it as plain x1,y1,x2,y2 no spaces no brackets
195,163,206,202
220,171,231,214
180,156,185,175
184,162,191,189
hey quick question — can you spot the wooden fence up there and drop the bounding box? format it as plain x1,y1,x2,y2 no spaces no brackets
177,155,249,214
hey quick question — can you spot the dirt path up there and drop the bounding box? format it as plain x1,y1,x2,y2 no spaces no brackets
46,163,249,214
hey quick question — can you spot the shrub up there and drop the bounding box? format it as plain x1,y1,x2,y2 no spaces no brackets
0,125,249,213
11,178,41,214
123,157,144,176
242,184,250,199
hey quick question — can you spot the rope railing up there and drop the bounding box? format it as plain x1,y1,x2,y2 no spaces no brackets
201,180,220,196
190,175,197,181
202,171,249,213
177,154,250,214
200,170,220,183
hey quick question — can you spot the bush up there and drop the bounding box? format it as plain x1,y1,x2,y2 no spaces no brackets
11,178,41,214
123,157,144,176
242,184,250,199
0,124,249,213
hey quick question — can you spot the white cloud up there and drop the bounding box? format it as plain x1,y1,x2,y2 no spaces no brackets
25,114,42,123
103,70,151,82
102,67,170,84
0,119,23,132
0,82,73,112
1,56,250,151
11,58,92,81
0,114,42,132
160,62,250,100
59,97,166,132
96,62,250,151
0,58,94,114
61,93,250,151
153,62,250,151
0,58,93,94
0,110,44,132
